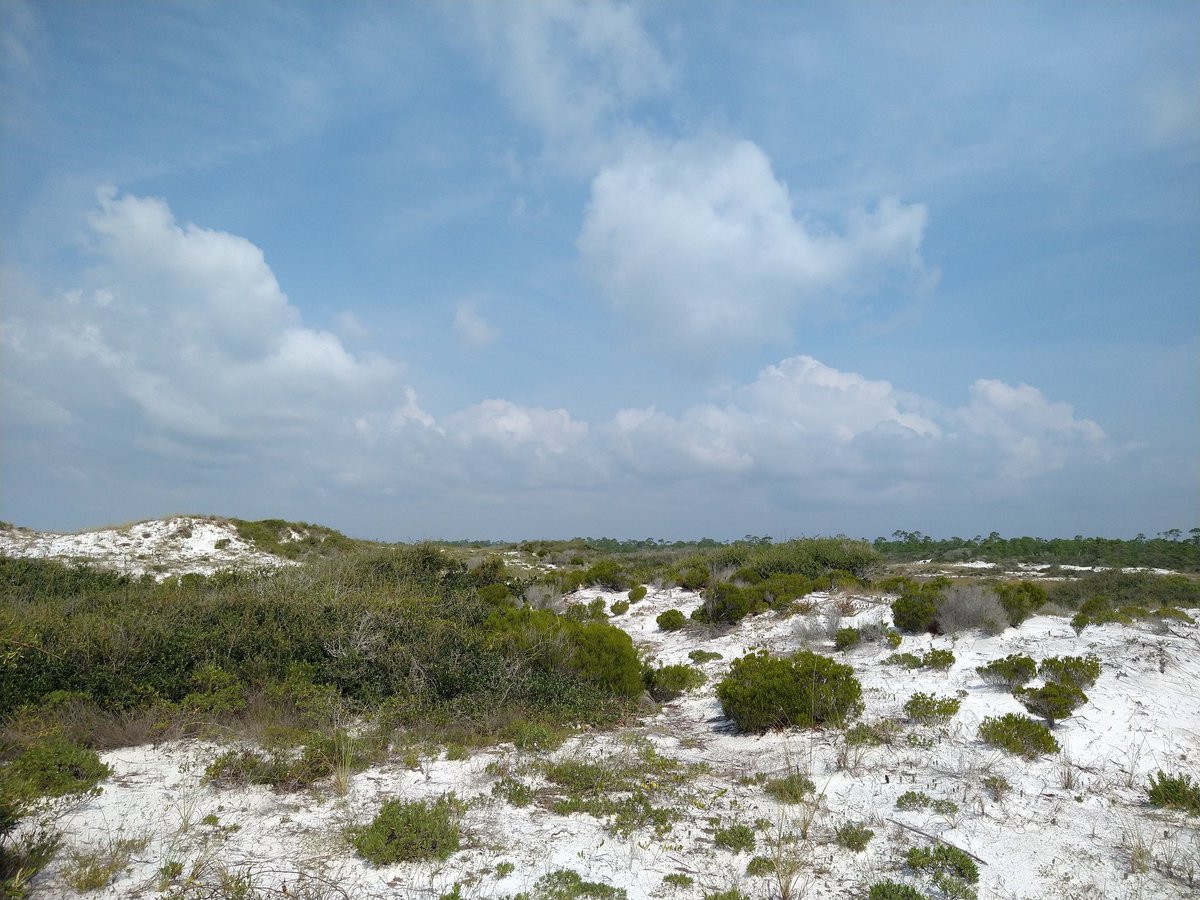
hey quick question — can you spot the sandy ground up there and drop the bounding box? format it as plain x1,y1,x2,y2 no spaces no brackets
16,578,1198,899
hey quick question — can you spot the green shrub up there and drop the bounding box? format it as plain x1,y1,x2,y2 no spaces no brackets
647,665,707,701
349,794,463,864
662,873,693,888
867,882,925,900
993,580,1047,626
609,600,630,616
0,736,111,805
885,652,923,669
476,583,513,606
921,648,955,670
895,791,957,816
692,582,757,625
527,869,627,900
716,650,863,732
885,630,903,649
583,560,628,590
1146,771,1200,815
763,773,815,803
975,654,1037,689
656,609,687,631
714,822,756,853
835,821,874,851
1016,681,1087,726
981,773,1011,801
628,585,647,602
906,844,979,884
979,714,1060,758
704,890,750,900
903,693,960,725
891,594,939,633
834,627,861,651
688,649,722,664
1038,654,1101,689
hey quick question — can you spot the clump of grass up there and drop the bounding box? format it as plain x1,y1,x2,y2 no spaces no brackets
63,835,148,891
348,794,463,864
662,873,694,888
1146,771,1200,815
903,693,960,725
979,713,1060,758
981,773,1011,801
868,882,925,900
835,821,874,851
763,772,815,803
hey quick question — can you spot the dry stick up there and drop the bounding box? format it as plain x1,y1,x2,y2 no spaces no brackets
887,818,988,866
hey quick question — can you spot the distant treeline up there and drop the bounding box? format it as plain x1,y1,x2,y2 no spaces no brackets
871,530,1200,571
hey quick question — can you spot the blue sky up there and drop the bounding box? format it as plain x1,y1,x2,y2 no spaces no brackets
2,1,1197,542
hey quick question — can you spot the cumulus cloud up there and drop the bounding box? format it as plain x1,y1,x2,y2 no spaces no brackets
453,301,500,348
579,139,936,351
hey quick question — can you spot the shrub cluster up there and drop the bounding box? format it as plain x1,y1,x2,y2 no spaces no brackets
978,713,1060,758
976,654,1037,689
716,650,863,732
349,794,463,864
1146,771,1200,815
646,665,707,701
1038,654,1101,688
903,693,961,725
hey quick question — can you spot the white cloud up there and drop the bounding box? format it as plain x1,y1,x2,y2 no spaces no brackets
579,139,935,351
453,301,500,348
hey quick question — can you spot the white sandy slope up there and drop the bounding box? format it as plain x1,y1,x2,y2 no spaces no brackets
0,517,293,579
21,587,1200,899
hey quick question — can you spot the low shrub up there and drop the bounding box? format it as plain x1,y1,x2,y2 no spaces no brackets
714,822,756,853
609,600,630,616
906,843,979,884
527,869,627,900
1016,681,1087,726
349,794,463,864
704,891,750,900
981,773,1011,801
1146,771,1200,815
885,630,903,649
895,791,957,816
903,693,960,725
979,713,1060,758
763,772,815,803
647,665,707,701
834,627,861,651
885,652,923,669
921,648,955,671
656,609,687,631
992,580,1047,626
936,582,1007,634
662,873,694,888
628,585,648,602
692,582,758,625
688,649,722,664
0,735,111,805
835,821,874,851
867,882,925,900
716,650,863,732
891,594,939,634
976,654,1037,689
1038,654,1101,689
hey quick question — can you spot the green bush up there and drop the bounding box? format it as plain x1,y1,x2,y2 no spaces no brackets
1038,654,1101,689
714,822,756,853
979,714,1060,758
692,582,757,625
885,652,923,669
349,794,463,864
609,600,630,616
976,654,1037,688
867,882,925,900
1146,771,1200,815
0,736,111,806
906,844,979,884
993,580,1047,626
885,630,903,649
656,609,687,631
895,791,958,816
716,650,863,732
1016,681,1087,726
647,665,707,701
903,693,960,725
628,585,648,602
583,560,628,590
835,821,874,851
891,594,939,633
763,772,815,803
527,869,627,900
834,627,861,651
688,649,722,664
921,648,955,670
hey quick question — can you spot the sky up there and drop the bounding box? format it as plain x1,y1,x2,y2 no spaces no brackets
2,1,1198,542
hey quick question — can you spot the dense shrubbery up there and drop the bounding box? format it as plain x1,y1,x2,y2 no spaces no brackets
716,650,863,732
979,713,1060,758
890,592,939,634
692,582,756,625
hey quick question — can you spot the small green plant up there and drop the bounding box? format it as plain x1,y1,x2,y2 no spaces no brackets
885,652,923,669
834,627,861,651
979,714,1060,758
662,873,694,888
895,791,958,816
981,773,1010,801
526,869,627,899
703,891,750,900
745,855,773,876
835,821,874,851
903,693,960,725
1146,771,1200,815
495,861,515,877
868,882,925,900
885,630,903,648
1015,681,1087,726
891,594,938,633
845,720,900,746
609,600,630,616
156,859,185,889
716,650,863,732
628,585,648,602
975,654,1037,688
492,776,535,807
1038,654,1101,689
349,794,463,864
63,835,148,891
906,843,979,884
714,822,756,853
922,648,955,670
688,649,723,664
763,772,815,803
647,664,707,701
657,609,687,631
